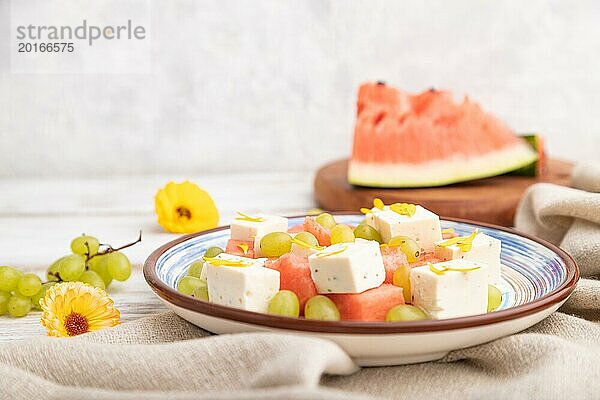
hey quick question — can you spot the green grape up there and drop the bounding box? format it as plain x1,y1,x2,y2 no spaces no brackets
488,285,502,312
7,294,31,317
392,264,412,300
294,232,319,247
203,247,224,258
187,261,204,278
70,235,100,257
353,224,382,243
304,295,341,321
57,254,86,281
192,285,209,301
47,256,69,281
315,213,337,230
177,276,204,296
389,236,420,263
0,290,10,315
268,290,300,317
106,252,131,281
79,270,106,289
88,255,112,286
16,273,42,297
31,282,55,311
330,225,355,245
385,304,428,322
0,266,21,291
260,232,292,257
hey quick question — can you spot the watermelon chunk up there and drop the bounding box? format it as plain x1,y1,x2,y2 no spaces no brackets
348,82,538,188
288,224,305,234
380,245,409,284
303,216,331,246
225,239,255,258
328,284,405,321
409,252,443,267
266,253,317,312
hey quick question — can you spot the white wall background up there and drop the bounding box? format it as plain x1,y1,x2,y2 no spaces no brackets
1,0,599,178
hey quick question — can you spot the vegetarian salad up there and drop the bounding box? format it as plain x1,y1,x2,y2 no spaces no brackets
177,200,503,322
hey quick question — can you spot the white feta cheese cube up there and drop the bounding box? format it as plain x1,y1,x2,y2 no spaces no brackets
434,233,502,284
410,259,488,319
230,214,288,257
365,205,442,251
308,238,385,294
204,253,279,313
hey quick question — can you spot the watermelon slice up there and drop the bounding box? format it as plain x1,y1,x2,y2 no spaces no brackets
225,239,255,258
327,284,405,321
348,82,538,187
508,134,545,177
380,245,409,284
303,216,331,246
266,253,317,311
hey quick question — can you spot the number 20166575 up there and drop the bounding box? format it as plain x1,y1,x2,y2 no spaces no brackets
17,42,74,53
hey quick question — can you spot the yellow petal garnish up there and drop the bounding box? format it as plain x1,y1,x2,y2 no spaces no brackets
441,228,455,234
390,203,417,217
437,236,463,247
40,282,120,337
456,229,478,252
154,181,219,234
373,198,385,210
202,256,252,267
428,263,447,275
316,245,348,258
291,237,324,250
360,208,373,215
428,262,481,275
235,212,264,222
445,264,481,272
237,243,249,255
437,229,479,252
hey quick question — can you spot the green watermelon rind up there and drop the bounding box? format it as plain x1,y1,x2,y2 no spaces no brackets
348,141,538,188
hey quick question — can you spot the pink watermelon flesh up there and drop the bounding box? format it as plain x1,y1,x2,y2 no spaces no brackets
328,284,405,321
381,246,409,283
225,239,255,258
303,217,331,246
288,224,305,234
266,253,317,312
349,82,537,187
409,252,443,267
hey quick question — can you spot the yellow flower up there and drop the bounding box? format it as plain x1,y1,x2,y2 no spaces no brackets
155,181,219,234
40,282,120,337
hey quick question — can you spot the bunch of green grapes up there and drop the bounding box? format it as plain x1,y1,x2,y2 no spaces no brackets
0,266,52,317
0,233,140,318
47,234,135,290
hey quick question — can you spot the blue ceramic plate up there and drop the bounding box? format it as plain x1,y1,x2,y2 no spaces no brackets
144,215,578,365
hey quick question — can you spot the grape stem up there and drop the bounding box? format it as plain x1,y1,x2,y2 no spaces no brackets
43,272,62,284
88,230,142,261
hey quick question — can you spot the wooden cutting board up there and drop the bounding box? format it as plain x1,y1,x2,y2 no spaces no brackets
314,158,573,227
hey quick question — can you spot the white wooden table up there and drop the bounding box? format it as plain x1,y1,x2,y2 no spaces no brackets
0,173,315,341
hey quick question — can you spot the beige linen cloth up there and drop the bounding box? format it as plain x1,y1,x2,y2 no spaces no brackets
1,164,599,400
